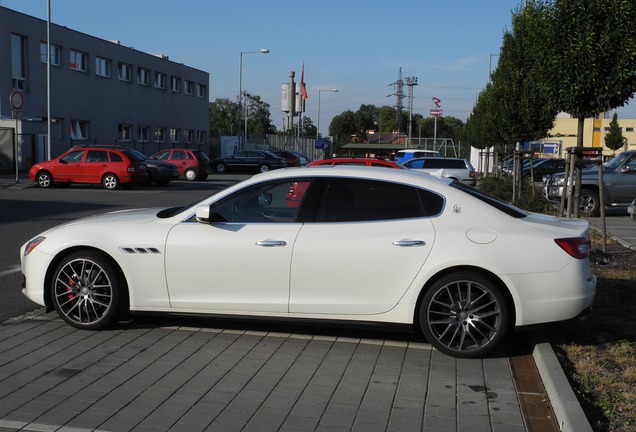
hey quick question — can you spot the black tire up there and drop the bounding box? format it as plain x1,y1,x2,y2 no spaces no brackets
102,173,120,190
51,251,124,330
36,171,53,188
215,163,226,174
419,271,509,358
579,188,600,217
197,173,209,181
259,164,270,173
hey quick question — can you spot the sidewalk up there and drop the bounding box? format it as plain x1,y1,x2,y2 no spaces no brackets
0,173,31,189
0,310,590,432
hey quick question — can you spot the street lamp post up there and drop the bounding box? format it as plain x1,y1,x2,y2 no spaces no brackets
238,49,269,149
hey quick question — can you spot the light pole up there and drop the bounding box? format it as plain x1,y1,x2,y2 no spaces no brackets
317,88,338,139
238,49,269,149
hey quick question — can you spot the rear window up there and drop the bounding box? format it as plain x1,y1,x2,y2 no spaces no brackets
450,181,527,218
123,150,145,162
194,151,209,161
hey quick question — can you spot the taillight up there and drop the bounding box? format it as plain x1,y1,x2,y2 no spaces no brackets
288,182,297,198
554,237,591,259
469,171,475,178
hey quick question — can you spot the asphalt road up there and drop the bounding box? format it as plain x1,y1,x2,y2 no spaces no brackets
0,174,249,323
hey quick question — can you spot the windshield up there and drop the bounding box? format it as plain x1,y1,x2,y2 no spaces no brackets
603,152,629,170
127,148,149,161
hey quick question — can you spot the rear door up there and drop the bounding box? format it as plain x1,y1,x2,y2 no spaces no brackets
83,150,110,183
290,178,439,315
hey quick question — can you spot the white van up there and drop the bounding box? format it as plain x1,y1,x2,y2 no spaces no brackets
394,149,441,164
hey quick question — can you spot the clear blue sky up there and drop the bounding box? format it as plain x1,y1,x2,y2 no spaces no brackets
5,0,634,135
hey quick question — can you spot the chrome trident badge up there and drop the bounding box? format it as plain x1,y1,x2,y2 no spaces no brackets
453,204,461,214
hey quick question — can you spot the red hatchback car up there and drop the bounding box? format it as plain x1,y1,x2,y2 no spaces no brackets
150,148,210,181
307,158,404,169
29,145,148,190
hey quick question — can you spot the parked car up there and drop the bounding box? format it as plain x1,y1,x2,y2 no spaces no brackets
544,150,636,216
523,158,565,181
134,152,179,186
402,157,476,185
308,158,405,168
291,151,311,166
28,145,148,190
271,150,301,167
21,166,596,358
628,198,636,221
150,149,210,181
394,149,441,164
212,150,287,173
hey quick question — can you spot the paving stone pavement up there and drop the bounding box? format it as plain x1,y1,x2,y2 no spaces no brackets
0,310,528,432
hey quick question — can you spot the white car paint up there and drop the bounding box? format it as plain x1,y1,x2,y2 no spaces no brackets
21,166,596,357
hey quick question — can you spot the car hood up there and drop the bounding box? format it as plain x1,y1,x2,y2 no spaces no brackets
46,208,164,232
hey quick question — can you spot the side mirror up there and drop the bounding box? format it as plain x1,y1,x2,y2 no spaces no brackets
620,165,636,173
195,205,227,223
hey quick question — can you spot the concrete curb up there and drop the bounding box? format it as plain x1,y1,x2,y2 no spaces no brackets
531,331,593,432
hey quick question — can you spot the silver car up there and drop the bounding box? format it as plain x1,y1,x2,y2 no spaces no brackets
403,157,477,185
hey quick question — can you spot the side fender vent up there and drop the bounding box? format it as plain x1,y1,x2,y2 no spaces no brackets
120,247,161,254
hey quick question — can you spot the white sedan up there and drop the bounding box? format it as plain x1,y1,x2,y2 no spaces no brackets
20,167,596,358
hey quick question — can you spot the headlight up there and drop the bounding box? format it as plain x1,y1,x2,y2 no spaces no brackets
551,176,564,186
24,236,46,256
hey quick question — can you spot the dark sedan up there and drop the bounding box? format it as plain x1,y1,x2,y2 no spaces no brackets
212,150,287,173
129,149,179,185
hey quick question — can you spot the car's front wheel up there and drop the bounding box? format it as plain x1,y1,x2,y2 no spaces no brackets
36,171,53,188
102,173,120,190
419,271,509,358
259,164,270,172
51,251,124,330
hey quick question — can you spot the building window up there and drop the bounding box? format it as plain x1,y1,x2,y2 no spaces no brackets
118,124,132,141
184,80,194,95
169,128,180,143
118,63,132,81
11,34,27,90
196,83,207,98
627,128,634,132
95,57,111,77
184,129,193,144
138,126,150,142
155,72,166,89
154,127,165,143
70,120,89,140
70,50,88,72
197,130,206,144
40,42,61,66
170,76,180,92
138,67,150,86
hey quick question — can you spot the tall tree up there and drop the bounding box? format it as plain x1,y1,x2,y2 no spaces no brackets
605,112,627,154
540,0,636,146
539,0,636,216
209,98,239,138
492,1,556,146
244,94,277,138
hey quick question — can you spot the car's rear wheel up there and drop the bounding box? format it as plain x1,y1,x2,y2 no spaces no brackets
259,164,270,172
580,188,600,217
185,168,198,181
419,271,509,358
215,163,226,173
102,174,120,190
197,173,209,181
36,171,53,188
51,251,123,330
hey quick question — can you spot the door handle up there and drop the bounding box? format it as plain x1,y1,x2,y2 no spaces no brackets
256,240,287,247
393,240,426,247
